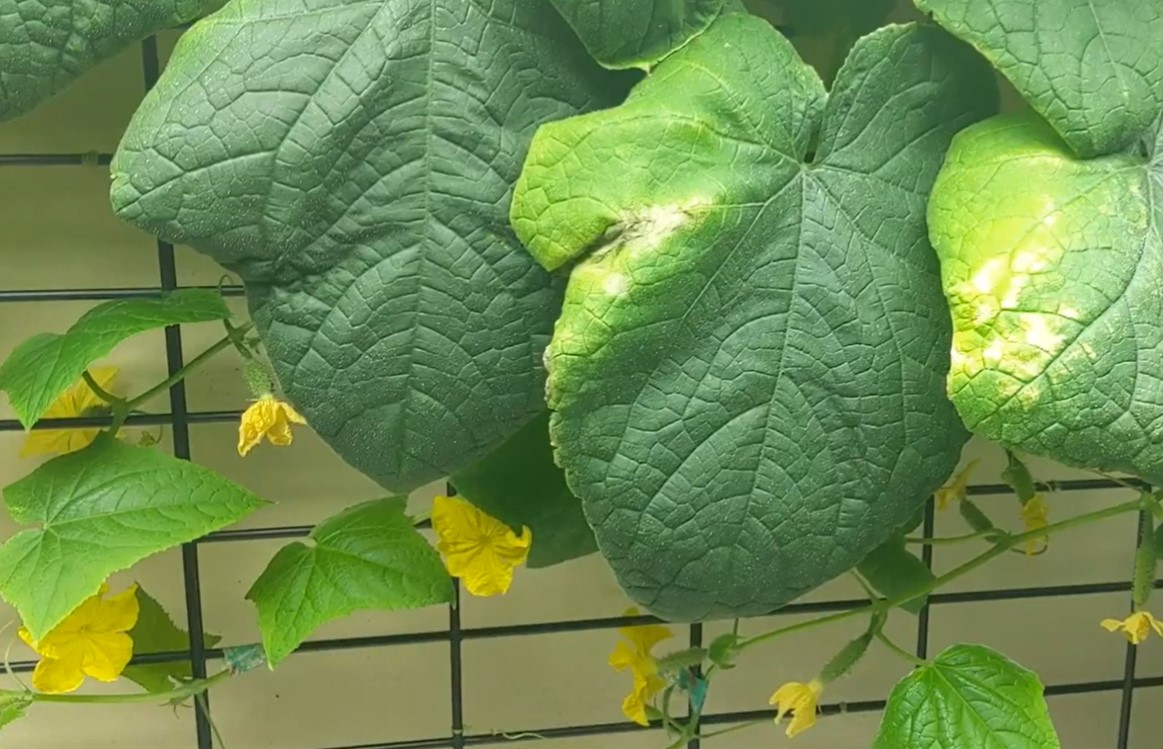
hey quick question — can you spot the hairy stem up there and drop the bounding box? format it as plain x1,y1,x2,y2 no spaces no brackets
121,323,251,416
738,494,1146,653
81,370,124,407
874,630,925,667
694,720,767,741
904,529,996,546
32,670,230,705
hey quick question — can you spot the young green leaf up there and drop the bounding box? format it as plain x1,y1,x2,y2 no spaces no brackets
915,0,1163,158
1001,450,1036,503
450,413,596,569
0,690,32,731
874,644,1061,749
0,289,229,428
548,0,729,69
707,633,741,670
933,112,1163,484
122,587,222,694
0,435,267,639
856,539,935,614
110,0,630,494
247,497,453,667
511,16,995,619
0,0,222,123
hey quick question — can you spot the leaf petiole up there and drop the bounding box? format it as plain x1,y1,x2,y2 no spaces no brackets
904,529,996,546
80,370,125,408
124,325,253,415
874,630,925,667
32,669,231,705
738,494,1146,654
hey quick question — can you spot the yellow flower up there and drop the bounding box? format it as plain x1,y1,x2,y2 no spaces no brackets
431,495,532,596
1021,493,1050,555
934,459,979,510
237,393,307,456
621,670,667,726
770,679,824,738
19,583,139,694
20,367,118,458
1102,611,1163,645
609,608,674,726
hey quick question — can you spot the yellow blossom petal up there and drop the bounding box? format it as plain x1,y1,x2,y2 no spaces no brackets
1021,494,1050,555
30,647,87,694
621,671,666,726
617,607,674,656
79,632,135,682
609,608,674,726
608,641,642,673
431,495,531,597
20,368,119,458
19,583,139,694
1102,611,1163,645
934,459,979,511
770,679,823,739
238,394,307,456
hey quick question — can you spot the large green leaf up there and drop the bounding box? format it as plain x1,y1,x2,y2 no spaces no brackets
247,497,452,667
0,289,229,429
510,17,994,620
874,644,1060,749
548,0,728,69
915,0,1163,158
123,586,222,694
451,412,597,569
0,436,267,639
932,112,1163,483
0,0,221,122
110,0,627,494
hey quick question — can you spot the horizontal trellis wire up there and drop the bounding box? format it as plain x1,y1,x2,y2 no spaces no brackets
0,33,1154,749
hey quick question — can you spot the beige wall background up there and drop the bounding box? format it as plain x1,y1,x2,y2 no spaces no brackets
0,10,1159,749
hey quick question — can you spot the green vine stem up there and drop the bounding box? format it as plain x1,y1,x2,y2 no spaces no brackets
80,370,125,408
692,720,767,741
874,630,925,667
904,528,997,546
100,322,255,434
30,669,230,705
738,494,1148,653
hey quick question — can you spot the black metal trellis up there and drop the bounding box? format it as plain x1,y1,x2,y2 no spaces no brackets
0,34,1157,749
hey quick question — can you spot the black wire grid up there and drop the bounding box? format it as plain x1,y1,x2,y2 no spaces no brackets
0,36,1158,749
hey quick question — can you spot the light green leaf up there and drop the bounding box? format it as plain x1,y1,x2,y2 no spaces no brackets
856,538,934,614
511,17,995,619
915,0,1163,158
874,644,1061,749
247,497,452,667
0,690,32,731
451,412,596,569
0,0,222,122
0,435,267,639
110,0,628,494
548,0,728,69
0,289,229,428
932,111,1163,483
707,633,740,670
123,586,222,694
1000,450,1036,503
